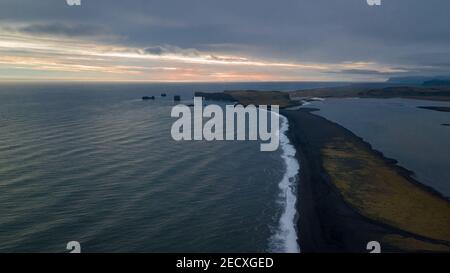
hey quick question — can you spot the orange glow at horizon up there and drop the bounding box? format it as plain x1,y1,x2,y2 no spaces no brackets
0,30,400,82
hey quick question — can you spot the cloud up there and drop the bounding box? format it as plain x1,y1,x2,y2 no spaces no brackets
142,45,200,57
333,69,391,75
143,46,165,55
142,45,248,63
16,23,107,37
17,23,107,37
0,0,449,81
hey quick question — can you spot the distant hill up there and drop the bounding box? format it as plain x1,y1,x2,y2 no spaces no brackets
386,76,433,84
387,76,450,85
423,80,450,87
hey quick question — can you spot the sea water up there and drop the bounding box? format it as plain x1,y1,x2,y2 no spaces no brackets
0,82,307,252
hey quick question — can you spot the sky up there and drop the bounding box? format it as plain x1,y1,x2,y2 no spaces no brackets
0,0,449,82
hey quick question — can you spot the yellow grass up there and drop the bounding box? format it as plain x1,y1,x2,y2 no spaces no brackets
225,91,292,108
383,235,450,252
321,137,450,243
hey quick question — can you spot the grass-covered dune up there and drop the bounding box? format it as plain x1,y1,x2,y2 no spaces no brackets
322,138,450,249
195,90,298,108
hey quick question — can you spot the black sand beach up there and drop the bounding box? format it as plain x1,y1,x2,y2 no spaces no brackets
282,108,450,252
197,89,450,252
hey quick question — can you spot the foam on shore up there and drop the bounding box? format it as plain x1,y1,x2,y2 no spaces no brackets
269,113,300,253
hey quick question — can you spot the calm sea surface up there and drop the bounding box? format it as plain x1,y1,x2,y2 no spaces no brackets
0,82,332,253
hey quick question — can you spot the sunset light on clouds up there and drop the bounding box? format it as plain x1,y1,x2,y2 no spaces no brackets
0,0,449,82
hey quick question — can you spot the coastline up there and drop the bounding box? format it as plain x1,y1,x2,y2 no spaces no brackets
282,108,378,252
196,89,450,252
281,108,450,252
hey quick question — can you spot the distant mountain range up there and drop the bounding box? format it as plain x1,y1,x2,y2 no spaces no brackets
387,76,450,86
422,79,450,87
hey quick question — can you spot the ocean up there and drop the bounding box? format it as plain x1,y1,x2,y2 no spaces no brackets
0,82,333,253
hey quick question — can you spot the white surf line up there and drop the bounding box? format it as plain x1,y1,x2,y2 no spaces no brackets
268,110,300,253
